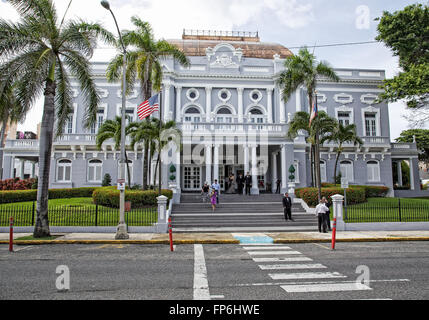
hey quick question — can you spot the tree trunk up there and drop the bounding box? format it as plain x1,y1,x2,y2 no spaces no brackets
143,140,149,189
154,152,160,189
310,144,315,187
34,80,56,238
125,150,131,188
0,115,8,180
334,152,340,184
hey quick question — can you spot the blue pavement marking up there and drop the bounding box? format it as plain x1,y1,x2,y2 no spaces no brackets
233,235,273,244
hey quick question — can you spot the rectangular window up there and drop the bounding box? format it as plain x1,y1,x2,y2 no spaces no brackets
365,113,377,136
338,112,350,126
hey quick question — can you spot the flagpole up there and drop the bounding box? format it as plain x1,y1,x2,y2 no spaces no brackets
158,87,162,197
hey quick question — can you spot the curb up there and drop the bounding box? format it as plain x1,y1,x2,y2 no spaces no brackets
1,237,429,245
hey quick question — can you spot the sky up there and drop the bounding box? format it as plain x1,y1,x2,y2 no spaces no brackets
0,0,427,140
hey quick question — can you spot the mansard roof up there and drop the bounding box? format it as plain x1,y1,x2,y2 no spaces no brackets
167,39,293,60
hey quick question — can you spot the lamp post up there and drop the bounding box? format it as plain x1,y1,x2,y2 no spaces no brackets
101,0,129,239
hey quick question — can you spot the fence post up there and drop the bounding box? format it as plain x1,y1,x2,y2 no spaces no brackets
95,204,98,227
398,198,402,222
156,195,168,233
331,194,345,250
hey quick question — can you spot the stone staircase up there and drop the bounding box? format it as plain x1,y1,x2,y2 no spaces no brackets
171,193,318,232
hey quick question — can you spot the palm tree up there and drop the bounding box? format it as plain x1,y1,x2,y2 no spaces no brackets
324,122,363,183
277,47,340,199
0,83,29,179
106,16,189,189
128,118,182,188
96,116,133,188
0,0,115,237
287,111,337,186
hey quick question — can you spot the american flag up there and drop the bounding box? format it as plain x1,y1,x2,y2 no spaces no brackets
137,93,159,120
309,96,317,127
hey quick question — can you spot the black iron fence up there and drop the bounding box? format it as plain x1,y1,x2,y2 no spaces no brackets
344,199,429,223
0,202,158,227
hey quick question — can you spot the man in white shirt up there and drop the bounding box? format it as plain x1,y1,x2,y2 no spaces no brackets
315,199,329,233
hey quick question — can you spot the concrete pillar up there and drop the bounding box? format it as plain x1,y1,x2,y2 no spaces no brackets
175,85,182,123
271,152,278,193
250,144,259,195
156,195,168,233
243,145,249,175
20,159,25,179
331,194,346,231
175,150,181,191
205,144,212,184
409,158,415,190
213,144,219,181
295,88,301,112
31,162,36,178
205,86,212,122
279,89,286,124
280,144,287,193
237,87,244,123
164,84,171,122
267,88,273,123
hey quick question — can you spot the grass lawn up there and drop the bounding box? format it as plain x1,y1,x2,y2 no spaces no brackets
0,197,158,227
344,197,429,223
15,235,61,240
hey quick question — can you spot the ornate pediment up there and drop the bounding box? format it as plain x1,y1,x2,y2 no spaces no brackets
206,43,242,69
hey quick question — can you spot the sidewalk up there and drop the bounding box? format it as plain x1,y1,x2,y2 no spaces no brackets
1,230,429,244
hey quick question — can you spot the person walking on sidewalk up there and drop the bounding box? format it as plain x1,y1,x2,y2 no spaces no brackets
315,198,329,233
210,189,217,212
282,192,294,221
211,179,221,204
201,182,210,203
244,172,252,195
322,196,332,231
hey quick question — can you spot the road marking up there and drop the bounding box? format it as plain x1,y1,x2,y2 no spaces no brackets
248,251,302,256
259,264,327,270
269,272,346,280
210,295,225,299
95,244,126,249
193,244,211,300
240,243,284,246
233,279,410,287
312,243,331,250
13,246,34,252
242,246,292,250
281,282,372,293
253,257,313,262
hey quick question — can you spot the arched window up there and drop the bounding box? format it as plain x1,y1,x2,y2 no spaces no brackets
340,160,354,182
216,107,233,123
367,160,380,182
184,107,201,123
88,159,102,182
57,159,72,182
320,160,327,183
248,107,265,126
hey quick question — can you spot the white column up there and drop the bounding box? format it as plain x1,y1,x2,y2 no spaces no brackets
243,145,249,174
205,86,212,122
237,87,244,123
175,150,181,191
164,84,171,122
295,88,301,112
251,144,259,194
409,158,415,190
213,144,219,181
271,152,278,193
31,162,36,178
280,144,287,192
20,159,25,179
175,85,182,123
267,88,273,123
279,89,286,123
205,144,212,184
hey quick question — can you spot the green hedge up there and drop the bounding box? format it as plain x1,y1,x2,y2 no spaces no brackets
0,187,98,204
320,183,389,198
92,187,173,208
295,187,366,207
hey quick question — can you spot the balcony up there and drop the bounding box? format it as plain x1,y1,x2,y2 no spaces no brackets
4,139,39,151
179,122,287,136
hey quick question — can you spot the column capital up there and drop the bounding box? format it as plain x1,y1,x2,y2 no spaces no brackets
266,87,274,94
205,86,212,93
175,85,182,90
237,87,244,94
163,82,172,90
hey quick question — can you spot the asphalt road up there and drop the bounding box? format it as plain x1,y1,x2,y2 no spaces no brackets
0,241,428,300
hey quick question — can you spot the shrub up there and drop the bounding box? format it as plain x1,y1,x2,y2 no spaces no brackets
102,173,112,187
0,187,98,204
295,187,366,207
0,178,36,190
353,185,389,198
92,187,173,208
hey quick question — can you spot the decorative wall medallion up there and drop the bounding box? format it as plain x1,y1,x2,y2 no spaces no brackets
334,93,353,104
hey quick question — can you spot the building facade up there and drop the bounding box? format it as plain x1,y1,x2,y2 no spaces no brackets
1,31,423,197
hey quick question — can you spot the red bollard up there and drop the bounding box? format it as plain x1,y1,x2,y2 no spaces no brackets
331,217,337,250
9,217,14,252
168,217,173,252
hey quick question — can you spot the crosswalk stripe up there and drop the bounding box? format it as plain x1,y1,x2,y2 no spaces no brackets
239,243,283,246
259,264,327,270
242,246,292,250
253,257,313,262
269,272,346,280
248,251,302,255
281,282,372,293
